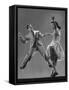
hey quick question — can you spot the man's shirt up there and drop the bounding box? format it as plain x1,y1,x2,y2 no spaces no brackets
25,30,44,48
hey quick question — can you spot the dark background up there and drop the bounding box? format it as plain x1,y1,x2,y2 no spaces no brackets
18,8,65,79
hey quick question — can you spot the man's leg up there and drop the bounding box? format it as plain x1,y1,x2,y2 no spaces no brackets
37,45,52,67
20,47,34,69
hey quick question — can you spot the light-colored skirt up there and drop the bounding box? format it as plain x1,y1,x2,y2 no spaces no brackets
46,40,64,62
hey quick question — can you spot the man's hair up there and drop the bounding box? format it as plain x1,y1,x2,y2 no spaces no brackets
26,24,33,29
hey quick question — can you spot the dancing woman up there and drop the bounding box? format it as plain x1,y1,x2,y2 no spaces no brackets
46,17,64,77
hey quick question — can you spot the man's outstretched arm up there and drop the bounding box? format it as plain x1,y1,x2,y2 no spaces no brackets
39,32,53,38
43,32,53,37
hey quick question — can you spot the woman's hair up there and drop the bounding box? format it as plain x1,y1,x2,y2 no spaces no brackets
26,24,29,29
55,22,61,30
51,17,61,30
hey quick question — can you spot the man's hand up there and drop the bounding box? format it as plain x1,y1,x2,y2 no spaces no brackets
18,32,22,39
41,33,48,37
43,33,53,37
18,32,26,44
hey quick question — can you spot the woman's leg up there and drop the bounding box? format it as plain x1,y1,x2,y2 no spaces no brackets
46,45,58,77
50,65,58,77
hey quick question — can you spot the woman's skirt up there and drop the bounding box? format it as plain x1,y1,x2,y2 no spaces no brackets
46,41,64,65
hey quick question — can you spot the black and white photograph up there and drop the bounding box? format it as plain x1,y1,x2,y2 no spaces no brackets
9,5,67,84
18,7,65,78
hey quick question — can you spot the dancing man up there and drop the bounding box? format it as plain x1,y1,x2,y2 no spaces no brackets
18,24,52,69
46,17,64,77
